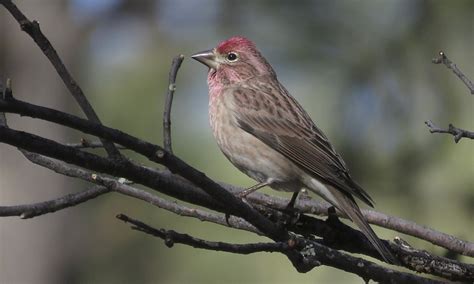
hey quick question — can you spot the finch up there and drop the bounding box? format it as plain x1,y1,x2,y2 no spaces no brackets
191,36,397,264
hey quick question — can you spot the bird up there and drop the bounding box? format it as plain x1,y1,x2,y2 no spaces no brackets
191,36,397,264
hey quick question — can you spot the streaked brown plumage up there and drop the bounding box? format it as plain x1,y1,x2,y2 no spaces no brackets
191,36,397,264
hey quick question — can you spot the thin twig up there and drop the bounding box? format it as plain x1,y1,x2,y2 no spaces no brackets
425,120,474,143
0,0,121,158
163,54,184,153
117,214,280,253
432,51,474,95
117,214,445,284
426,51,474,143
0,185,110,218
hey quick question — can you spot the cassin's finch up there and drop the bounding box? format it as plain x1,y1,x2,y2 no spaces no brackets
191,36,397,264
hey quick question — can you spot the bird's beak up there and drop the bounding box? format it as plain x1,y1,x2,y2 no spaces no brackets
191,49,218,70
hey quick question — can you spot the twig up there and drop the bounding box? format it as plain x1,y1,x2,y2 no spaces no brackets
432,51,474,95
163,55,184,153
426,51,474,143
425,120,474,143
0,185,109,218
0,0,121,158
117,214,280,253
117,214,445,284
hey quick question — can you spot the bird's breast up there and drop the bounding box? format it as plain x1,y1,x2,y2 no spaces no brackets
209,92,302,191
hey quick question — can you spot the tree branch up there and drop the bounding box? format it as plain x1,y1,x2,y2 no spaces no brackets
163,54,184,153
1,95,473,254
0,97,287,241
13,129,470,259
425,51,474,142
432,51,474,95
117,214,446,284
0,125,228,211
246,192,474,257
0,0,121,158
117,214,280,253
13,150,260,234
425,120,474,143
7,148,473,282
0,185,109,218
0,119,472,280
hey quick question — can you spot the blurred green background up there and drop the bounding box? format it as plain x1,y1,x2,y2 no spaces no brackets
0,0,473,283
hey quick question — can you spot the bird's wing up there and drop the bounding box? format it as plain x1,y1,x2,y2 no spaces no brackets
231,83,374,206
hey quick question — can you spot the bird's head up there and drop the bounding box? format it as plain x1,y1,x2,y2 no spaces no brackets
191,36,275,85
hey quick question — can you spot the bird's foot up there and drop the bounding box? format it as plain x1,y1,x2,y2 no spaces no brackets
237,181,270,198
326,206,344,226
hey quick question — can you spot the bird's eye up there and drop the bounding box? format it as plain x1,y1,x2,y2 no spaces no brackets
226,52,238,62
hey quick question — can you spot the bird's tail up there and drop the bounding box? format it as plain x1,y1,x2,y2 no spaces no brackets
305,182,398,264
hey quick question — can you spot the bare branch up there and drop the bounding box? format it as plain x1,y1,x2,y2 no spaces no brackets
0,185,109,218
1,120,472,280
12,150,474,281
20,150,259,233
0,126,226,211
426,51,474,142
0,98,286,241
425,120,474,143
117,214,280,253
432,51,474,95
246,192,474,257
163,54,185,153
0,0,121,158
115,182,259,234
0,96,472,266
0,104,112,219
246,200,474,281
2,94,473,255
117,214,446,284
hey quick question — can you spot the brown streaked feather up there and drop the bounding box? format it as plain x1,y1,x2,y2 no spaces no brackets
329,186,398,264
232,79,374,207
